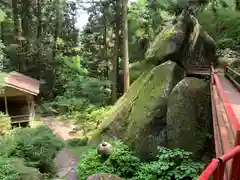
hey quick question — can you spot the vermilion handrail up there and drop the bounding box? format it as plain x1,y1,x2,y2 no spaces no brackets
198,66,240,180
198,146,240,180
212,67,239,130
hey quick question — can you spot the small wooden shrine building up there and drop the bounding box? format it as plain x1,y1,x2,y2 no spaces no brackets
0,71,40,126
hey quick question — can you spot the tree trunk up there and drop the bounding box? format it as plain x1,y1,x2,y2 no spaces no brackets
103,1,108,78
12,0,19,39
52,0,60,61
122,0,129,93
36,0,42,79
21,0,30,72
111,0,121,103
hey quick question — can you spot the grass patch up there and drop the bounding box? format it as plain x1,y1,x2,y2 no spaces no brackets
66,137,92,157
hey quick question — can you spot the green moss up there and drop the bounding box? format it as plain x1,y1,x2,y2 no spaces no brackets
144,13,193,65
90,68,152,145
90,61,186,160
166,77,212,157
124,61,185,160
145,25,184,64
128,59,155,83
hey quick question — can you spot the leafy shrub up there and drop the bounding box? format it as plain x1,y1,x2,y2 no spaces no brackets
72,106,111,132
0,156,19,180
0,113,11,135
77,141,140,180
41,55,111,116
0,156,43,180
77,141,204,180
133,147,204,180
0,125,64,174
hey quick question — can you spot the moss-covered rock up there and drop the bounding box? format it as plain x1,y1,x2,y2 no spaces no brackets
166,77,212,156
87,173,122,180
145,19,189,66
129,59,155,83
119,59,155,86
145,12,216,68
90,61,186,160
187,23,217,66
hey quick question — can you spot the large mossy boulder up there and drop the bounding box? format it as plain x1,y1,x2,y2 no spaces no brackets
128,59,155,83
90,61,186,160
145,13,192,66
166,77,212,156
119,59,155,86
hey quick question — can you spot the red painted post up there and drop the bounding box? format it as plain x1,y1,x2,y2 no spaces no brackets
229,129,240,179
211,65,216,85
198,159,219,180
213,162,225,180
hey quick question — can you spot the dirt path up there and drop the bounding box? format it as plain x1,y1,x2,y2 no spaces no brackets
42,117,81,180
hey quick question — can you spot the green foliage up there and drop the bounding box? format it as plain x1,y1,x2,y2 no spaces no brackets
0,40,7,71
0,125,64,174
0,9,6,22
71,106,111,133
133,148,204,180
67,136,88,147
77,141,140,180
41,54,111,117
0,113,11,136
198,8,240,50
77,141,204,180
0,157,19,180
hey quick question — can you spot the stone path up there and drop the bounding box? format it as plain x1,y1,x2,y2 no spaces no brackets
42,117,81,180
55,148,78,180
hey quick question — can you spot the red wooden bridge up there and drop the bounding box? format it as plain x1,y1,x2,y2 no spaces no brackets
189,65,240,180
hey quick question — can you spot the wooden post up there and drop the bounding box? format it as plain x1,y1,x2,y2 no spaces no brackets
28,95,35,127
4,90,8,115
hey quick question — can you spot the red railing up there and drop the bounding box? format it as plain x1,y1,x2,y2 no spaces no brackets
198,66,240,180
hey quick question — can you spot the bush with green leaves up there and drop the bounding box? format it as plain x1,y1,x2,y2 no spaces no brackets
77,141,141,180
77,141,204,180
133,148,204,180
0,156,19,180
0,113,11,135
0,157,43,180
0,125,64,174
41,54,111,116
72,106,111,133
